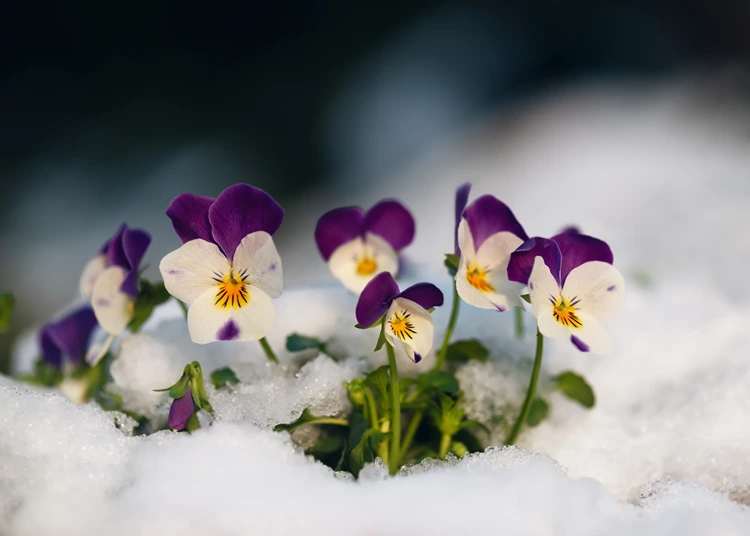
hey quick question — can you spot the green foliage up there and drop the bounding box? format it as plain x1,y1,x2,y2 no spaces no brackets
210,367,239,389
128,280,171,333
364,365,390,413
285,333,323,352
17,359,63,387
374,322,387,352
0,293,14,332
444,253,460,276
445,339,489,363
348,411,386,477
526,397,549,427
555,371,595,408
417,370,459,394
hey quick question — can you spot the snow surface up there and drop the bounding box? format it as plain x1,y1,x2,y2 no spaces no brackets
3,80,750,534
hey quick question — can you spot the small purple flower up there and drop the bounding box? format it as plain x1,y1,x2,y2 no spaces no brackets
508,234,624,355
168,385,196,431
80,224,151,336
160,184,284,344
356,272,443,363
39,307,98,369
455,195,528,312
315,200,415,293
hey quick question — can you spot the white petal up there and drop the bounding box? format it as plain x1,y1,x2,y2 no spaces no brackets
562,261,625,322
536,304,570,340
80,254,107,297
475,231,524,270
187,284,275,344
457,219,476,259
528,256,561,318
232,232,283,299
569,313,611,355
384,298,435,362
92,267,132,335
160,239,231,305
455,257,524,312
328,234,398,294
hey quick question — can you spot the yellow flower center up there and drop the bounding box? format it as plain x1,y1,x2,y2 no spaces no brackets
551,296,583,329
356,256,378,276
466,263,494,293
214,268,250,309
389,310,417,341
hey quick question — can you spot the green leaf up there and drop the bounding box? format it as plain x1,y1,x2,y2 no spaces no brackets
450,441,468,457
417,370,459,394
520,293,531,304
17,359,62,387
526,397,549,426
373,323,387,352
273,407,347,433
211,367,239,389
0,293,14,332
444,253,460,276
185,411,201,433
355,314,385,330
286,333,323,352
458,419,491,435
349,428,385,477
128,280,171,333
306,434,344,457
346,379,366,407
364,366,390,411
162,373,190,399
446,339,489,363
555,371,595,408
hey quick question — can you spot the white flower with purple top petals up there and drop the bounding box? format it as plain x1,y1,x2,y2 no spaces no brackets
508,233,625,355
39,306,98,370
355,272,443,363
455,195,528,312
159,184,284,344
315,200,415,294
79,224,151,336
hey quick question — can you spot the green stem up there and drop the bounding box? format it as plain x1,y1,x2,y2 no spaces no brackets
514,307,524,339
259,337,280,364
504,330,544,445
401,410,423,459
386,343,401,475
299,418,349,428
434,285,461,371
439,433,452,459
364,388,379,429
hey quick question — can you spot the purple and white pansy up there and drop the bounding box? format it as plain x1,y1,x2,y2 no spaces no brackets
39,306,98,370
160,184,284,344
356,272,443,363
80,224,151,336
508,233,625,355
315,200,415,294
455,195,528,313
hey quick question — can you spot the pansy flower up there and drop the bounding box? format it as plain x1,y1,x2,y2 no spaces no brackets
79,224,151,336
508,233,625,355
160,184,284,344
455,195,528,312
315,200,415,293
356,272,443,363
39,306,98,369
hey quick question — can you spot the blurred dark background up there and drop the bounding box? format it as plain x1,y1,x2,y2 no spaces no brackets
1,0,749,372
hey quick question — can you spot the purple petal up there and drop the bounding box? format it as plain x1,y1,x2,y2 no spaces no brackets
362,200,415,251
217,320,240,341
44,307,99,367
120,229,151,298
168,387,196,431
106,224,129,270
314,206,365,261
397,283,444,310
508,237,562,286
454,183,471,256
552,232,614,285
558,225,581,235
209,184,285,259
413,352,422,364
39,326,63,369
571,335,590,352
463,195,528,251
166,193,216,244
355,272,399,328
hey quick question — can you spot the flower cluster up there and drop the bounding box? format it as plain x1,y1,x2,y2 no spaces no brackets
22,179,625,475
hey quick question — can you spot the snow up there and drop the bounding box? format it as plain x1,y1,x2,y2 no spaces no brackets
4,80,750,534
